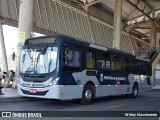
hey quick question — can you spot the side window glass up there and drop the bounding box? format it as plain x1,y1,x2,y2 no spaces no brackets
86,49,95,69
97,51,110,70
131,59,140,74
125,58,132,73
111,54,124,72
140,61,147,75
62,44,81,71
67,49,80,67
121,57,125,72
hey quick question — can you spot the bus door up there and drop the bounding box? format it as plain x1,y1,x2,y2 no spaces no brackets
95,50,111,96
61,43,82,85
110,54,126,94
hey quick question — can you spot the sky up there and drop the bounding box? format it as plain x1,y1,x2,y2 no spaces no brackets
2,25,44,56
2,25,18,56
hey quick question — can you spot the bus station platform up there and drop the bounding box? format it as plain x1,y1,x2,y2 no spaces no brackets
0,86,160,103
0,88,38,103
152,85,160,90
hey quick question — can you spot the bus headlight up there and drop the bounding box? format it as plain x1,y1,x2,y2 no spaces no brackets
49,77,59,86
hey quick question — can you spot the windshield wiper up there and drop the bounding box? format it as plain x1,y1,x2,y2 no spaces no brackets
24,74,46,78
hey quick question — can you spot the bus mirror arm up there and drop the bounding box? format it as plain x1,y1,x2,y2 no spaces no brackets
12,51,16,61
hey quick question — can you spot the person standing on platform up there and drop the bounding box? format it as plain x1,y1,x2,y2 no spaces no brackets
0,68,4,95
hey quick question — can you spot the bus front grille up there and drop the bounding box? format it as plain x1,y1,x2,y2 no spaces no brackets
21,89,49,96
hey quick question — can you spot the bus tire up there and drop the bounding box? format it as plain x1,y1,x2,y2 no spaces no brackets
131,84,139,98
80,84,94,105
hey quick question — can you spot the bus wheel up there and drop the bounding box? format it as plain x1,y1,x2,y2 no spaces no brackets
131,84,139,98
80,84,94,105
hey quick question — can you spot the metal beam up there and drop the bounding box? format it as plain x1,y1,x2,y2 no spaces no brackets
132,27,150,29
127,0,153,21
82,0,101,8
124,19,151,29
71,0,101,10
124,0,156,30
142,0,154,10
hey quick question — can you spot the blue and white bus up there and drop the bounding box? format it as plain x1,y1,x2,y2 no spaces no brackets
18,35,152,104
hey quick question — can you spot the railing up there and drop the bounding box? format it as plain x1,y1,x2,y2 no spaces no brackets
145,47,156,59
156,47,160,53
145,47,160,61
137,47,149,57
151,47,160,61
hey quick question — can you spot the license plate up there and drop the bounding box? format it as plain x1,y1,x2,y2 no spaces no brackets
29,89,37,94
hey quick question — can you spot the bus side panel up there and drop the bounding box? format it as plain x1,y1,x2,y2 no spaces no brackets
138,85,152,95
100,85,121,96
72,70,132,97
60,85,83,100
128,74,152,95
60,85,132,100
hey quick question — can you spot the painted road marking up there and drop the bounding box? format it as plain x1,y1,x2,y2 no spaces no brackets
147,98,158,102
104,104,124,109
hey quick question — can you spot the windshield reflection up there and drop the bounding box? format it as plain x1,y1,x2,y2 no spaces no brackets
20,46,58,74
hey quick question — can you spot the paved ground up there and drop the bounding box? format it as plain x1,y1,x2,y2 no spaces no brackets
0,90,160,120
1,88,18,97
0,86,159,103
0,88,38,103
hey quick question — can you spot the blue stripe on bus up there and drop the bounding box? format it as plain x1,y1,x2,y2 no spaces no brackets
96,71,130,85
60,72,78,85
60,71,130,85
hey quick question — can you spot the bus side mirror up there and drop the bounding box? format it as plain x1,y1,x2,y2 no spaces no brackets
12,48,16,61
12,52,15,61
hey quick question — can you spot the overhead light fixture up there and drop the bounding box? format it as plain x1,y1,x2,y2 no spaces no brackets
141,37,149,40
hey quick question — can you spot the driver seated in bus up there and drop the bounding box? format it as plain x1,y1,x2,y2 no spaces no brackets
67,50,74,66
73,51,80,67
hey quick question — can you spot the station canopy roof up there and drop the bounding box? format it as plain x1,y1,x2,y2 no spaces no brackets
71,0,160,42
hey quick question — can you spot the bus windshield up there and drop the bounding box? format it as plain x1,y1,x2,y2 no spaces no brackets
20,46,58,74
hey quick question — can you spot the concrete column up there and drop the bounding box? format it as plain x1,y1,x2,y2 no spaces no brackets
150,22,158,86
18,0,34,46
150,22,157,50
0,22,8,73
112,0,123,50
157,33,160,48
17,0,33,59
14,0,33,87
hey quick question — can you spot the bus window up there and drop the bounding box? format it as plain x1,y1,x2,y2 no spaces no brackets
62,45,81,71
140,61,147,75
96,51,110,70
67,50,80,67
86,49,95,69
111,54,124,72
131,59,140,74
146,64,152,76
125,58,132,73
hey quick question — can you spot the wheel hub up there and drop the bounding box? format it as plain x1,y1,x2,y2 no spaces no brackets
134,88,138,96
85,89,92,100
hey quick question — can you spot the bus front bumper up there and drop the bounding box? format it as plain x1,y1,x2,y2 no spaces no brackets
18,84,61,99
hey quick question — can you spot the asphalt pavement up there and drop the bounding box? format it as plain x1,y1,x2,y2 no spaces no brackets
0,89,160,120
